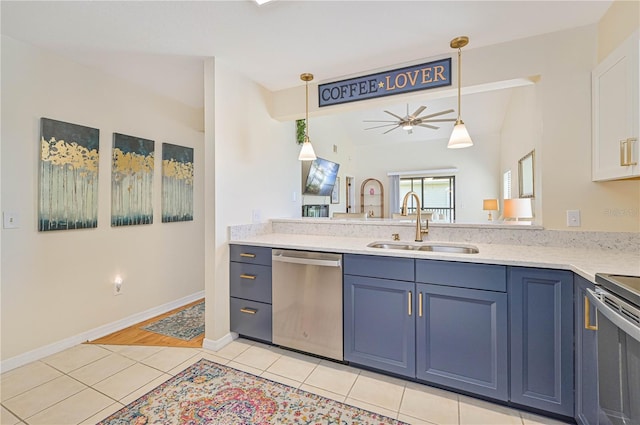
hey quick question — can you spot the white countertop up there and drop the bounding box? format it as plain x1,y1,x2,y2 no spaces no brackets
230,233,640,283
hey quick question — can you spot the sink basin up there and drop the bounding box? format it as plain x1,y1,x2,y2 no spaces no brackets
367,242,415,250
415,244,479,254
367,241,479,254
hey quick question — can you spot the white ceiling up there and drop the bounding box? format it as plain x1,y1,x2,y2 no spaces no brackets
1,1,612,142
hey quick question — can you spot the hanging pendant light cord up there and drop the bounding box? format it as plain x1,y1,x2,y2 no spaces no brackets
305,79,309,142
457,46,461,121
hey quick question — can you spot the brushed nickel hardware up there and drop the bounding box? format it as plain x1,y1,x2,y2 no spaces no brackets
584,295,598,331
408,291,413,316
240,307,257,315
419,292,423,317
240,253,256,258
240,274,256,280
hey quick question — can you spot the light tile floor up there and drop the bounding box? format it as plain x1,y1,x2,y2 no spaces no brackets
1,338,572,425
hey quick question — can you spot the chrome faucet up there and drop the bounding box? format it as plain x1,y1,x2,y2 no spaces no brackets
401,191,429,242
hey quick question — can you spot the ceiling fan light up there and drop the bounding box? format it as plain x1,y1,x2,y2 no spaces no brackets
298,139,317,161
402,123,413,130
447,120,473,149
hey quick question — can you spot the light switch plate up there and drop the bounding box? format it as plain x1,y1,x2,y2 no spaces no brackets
3,211,19,229
567,210,581,227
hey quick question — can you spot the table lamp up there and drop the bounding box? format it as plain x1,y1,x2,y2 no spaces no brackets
503,198,533,222
483,199,499,221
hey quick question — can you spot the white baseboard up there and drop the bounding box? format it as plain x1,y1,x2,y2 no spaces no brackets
202,332,236,352
1,291,205,373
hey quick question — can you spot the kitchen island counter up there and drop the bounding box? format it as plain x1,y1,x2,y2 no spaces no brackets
229,232,640,283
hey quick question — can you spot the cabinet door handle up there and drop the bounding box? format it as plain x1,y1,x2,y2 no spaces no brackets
419,292,423,317
240,253,256,258
240,274,256,280
584,295,598,331
240,307,257,315
626,138,637,166
408,291,413,316
620,138,638,166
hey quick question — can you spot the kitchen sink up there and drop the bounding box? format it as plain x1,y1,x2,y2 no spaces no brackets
367,241,479,254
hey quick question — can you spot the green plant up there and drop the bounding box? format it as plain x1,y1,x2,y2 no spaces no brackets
296,119,306,145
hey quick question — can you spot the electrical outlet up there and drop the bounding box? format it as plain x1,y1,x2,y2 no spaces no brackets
3,211,19,229
251,209,262,223
567,210,581,227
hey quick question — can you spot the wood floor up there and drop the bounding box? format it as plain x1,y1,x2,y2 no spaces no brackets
86,299,204,348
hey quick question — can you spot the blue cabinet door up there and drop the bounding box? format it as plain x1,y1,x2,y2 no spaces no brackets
574,275,599,425
416,283,508,401
344,274,415,377
509,267,574,417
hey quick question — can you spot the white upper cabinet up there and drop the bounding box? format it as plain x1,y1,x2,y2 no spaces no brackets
592,30,639,181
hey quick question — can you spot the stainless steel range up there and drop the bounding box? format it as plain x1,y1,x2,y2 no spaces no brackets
588,273,640,425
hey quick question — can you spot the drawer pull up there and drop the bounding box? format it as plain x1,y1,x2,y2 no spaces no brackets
240,274,256,280
584,295,598,331
240,253,256,258
240,308,258,315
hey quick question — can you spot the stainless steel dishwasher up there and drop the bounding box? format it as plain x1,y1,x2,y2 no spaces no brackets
272,249,343,361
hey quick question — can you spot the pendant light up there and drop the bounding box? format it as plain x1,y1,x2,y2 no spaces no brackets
448,36,473,149
298,73,317,161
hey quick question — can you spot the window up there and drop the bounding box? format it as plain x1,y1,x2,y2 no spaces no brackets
399,176,455,222
503,170,512,199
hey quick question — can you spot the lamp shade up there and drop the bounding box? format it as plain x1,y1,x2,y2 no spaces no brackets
483,199,499,211
503,198,532,219
447,120,473,149
298,140,316,161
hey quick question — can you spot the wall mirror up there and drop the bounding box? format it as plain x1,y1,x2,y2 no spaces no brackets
518,150,535,198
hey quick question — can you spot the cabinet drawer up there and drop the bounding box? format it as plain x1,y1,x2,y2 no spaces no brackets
344,254,414,281
230,298,272,343
230,262,272,303
416,259,506,292
230,244,272,266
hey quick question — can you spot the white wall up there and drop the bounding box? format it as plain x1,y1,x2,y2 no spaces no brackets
500,85,542,219
205,59,299,342
271,24,640,232
300,113,357,217
351,132,501,222
1,36,204,361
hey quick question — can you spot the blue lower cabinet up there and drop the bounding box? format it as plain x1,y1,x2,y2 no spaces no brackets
344,275,416,378
230,297,272,342
416,283,508,401
574,275,599,425
509,267,574,417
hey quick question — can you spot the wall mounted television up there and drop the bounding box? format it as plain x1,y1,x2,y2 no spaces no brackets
302,157,340,196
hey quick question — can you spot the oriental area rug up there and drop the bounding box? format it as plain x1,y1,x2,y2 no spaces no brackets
141,301,205,341
97,359,408,425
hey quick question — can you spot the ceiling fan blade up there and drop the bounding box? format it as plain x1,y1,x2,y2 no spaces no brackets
418,124,439,130
422,118,457,123
417,108,455,120
410,105,426,118
383,125,401,134
364,123,400,130
384,110,405,121
363,119,400,123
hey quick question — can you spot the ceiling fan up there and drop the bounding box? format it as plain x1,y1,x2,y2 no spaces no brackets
364,105,456,134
